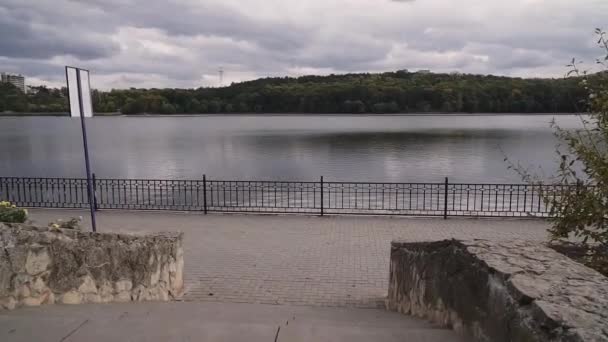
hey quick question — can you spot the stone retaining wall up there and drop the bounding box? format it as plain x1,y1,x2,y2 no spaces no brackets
387,239,608,342
0,223,184,310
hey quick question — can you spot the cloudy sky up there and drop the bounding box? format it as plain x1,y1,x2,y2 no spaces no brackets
1,0,606,89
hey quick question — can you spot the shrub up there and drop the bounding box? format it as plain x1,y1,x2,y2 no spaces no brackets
510,29,608,253
0,201,28,223
542,29,608,248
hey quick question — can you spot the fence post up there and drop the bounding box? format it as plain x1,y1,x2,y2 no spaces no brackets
203,174,208,215
443,177,448,220
320,176,324,217
92,173,98,211
1,177,6,201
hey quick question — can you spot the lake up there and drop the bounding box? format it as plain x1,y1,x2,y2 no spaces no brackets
0,114,584,183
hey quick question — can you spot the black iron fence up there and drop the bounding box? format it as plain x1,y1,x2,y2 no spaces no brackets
0,175,575,218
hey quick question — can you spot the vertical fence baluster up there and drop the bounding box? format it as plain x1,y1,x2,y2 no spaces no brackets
341,183,344,210
369,184,372,210
1,177,6,202
236,181,240,208
537,184,542,213
203,175,207,214
452,184,457,212
422,185,426,211
480,185,484,212
444,177,448,220
495,186,499,212
314,178,319,214
508,185,513,212
135,180,140,208
328,180,331,211
92,173,98,211
523,185,527,213
146,180,150,208
320,176,324,216
210,178,215,208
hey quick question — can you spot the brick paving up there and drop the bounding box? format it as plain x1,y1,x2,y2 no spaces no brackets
27,209,550,308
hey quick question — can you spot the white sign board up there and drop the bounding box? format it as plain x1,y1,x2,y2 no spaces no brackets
66,67,94,118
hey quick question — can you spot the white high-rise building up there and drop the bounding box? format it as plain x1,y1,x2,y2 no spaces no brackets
1,73,26,92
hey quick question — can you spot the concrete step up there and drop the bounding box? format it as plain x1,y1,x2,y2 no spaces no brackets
0,302,470,342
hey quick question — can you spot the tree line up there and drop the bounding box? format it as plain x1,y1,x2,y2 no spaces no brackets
0,70,598,114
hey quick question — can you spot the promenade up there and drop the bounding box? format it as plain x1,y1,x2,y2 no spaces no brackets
0,210,551,341
27,209,550,307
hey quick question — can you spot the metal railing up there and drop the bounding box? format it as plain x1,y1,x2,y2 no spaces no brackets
0,175,575,218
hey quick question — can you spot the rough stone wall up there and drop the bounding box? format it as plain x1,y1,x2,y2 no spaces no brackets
387,239,608,342
0,223,184,310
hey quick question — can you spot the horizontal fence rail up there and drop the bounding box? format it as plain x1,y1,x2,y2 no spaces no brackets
0,176,579,218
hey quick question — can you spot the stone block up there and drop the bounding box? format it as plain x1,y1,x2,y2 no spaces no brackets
15,283,31,299
60,291,82,305
31,276,47,294
98,281,113,297
115,280,132,293
5,246,27,271
1,224,183,310
84,293,102,303
1,296,17,310
160,264,170,285
100,294,114,303
387,239,608,342
0,256,12,297
158,289,169,301
22,296,42,306
115,292,131,302
170,255,184,293
25,246,50,275
150,265,161,286
43,291,54,305
78,276,97,294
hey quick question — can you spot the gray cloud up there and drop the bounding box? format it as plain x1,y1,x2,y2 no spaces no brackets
0,0,604,89
0,7,118,59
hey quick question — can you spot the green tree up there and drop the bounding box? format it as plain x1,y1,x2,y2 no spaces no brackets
0,66,594,114
159,103,177,114
0,83,28,112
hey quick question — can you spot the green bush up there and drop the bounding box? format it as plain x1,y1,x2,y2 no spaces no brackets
0,201,28,223
510,28,608,252
542,29,608,248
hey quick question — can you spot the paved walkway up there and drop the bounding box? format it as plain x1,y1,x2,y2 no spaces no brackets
28,209,550,308
0,301,470,342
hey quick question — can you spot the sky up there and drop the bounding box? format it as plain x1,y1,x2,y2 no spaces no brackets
1,0,607,90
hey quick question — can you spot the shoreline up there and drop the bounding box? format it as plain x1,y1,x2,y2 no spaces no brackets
0,112,585,118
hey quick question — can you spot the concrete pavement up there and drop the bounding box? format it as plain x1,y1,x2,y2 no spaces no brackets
0,301,470,342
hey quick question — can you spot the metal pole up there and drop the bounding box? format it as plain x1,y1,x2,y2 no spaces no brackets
76,70,97,232
443,177,448,220
320,176,324,216
203,174,208,215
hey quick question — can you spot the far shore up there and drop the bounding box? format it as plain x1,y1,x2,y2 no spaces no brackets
0,112,585,118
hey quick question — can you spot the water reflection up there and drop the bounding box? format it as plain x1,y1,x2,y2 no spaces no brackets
0,115,583,183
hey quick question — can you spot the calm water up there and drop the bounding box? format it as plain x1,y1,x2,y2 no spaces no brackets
0,115,584,183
